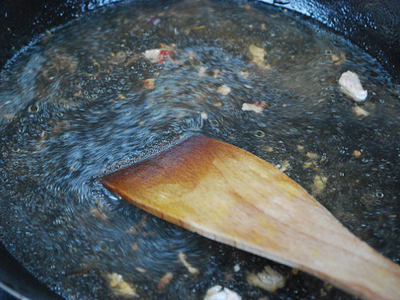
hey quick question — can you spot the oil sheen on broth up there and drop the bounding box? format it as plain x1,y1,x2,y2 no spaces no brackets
0,0,400,299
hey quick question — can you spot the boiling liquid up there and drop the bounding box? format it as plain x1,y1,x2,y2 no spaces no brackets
1,0,400,299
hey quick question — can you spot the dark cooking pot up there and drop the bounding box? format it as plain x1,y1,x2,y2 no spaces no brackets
0,0,399,299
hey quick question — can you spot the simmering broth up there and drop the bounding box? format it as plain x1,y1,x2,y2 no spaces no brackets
1,0,399,299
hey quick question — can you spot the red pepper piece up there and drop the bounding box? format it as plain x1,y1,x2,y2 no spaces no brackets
255,101,267,108
158,50,174,63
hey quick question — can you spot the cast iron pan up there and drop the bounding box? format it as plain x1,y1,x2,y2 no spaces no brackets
0,0,399,299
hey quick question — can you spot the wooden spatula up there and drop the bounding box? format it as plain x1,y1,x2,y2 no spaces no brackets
100,135,400,300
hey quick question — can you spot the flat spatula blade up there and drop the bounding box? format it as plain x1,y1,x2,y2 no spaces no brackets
101,135,400,300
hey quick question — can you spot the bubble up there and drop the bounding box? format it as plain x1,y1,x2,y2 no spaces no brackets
254,130,265,138
191,59,202,67
339,212,354,223
22,255,33,264
210,119,219,126
28,104,40,113
100,243,109,251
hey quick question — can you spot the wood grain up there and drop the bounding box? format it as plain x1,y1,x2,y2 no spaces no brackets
101,135,400,300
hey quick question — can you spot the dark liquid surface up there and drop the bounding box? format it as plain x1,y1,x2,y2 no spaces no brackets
1,0,399,299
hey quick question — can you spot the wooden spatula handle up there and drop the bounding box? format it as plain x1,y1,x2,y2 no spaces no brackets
101,135,400,300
